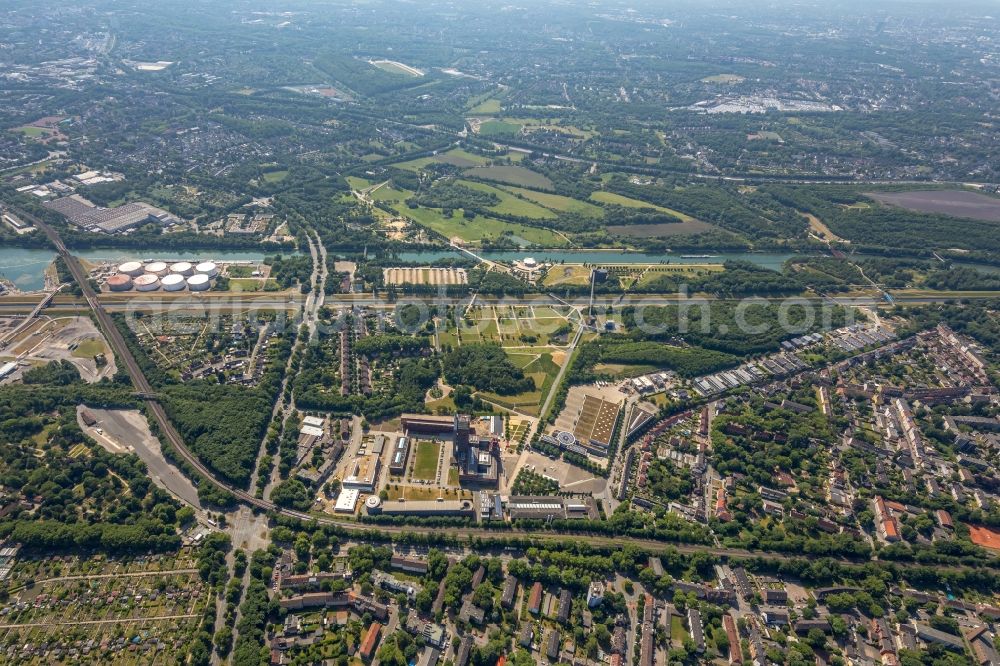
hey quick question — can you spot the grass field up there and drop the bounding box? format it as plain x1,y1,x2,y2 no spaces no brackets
346,176,372,190
385,485,471,501
229,278,280,292
12,126,48,137
458,180,556,219
438,306,575,416
262,169,289,183
411,440,441,480
478,119,522,137
394,148,490,172
479,351,560,416
469,98,502,114
671,615,690,647
590,191,696,221
501,186,605,217
633,264,725,288
702,74,745,84
348,176,412,203
389,202,566,246
71,339,105,359
542,264,593,287
463,165,554,190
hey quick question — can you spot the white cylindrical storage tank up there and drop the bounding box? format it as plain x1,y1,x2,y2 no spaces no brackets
118,261,144,277
187,274,210,291
161,274,186,291
145,261,168,277
170,261,193,276
106,274,133,291
134,274,160,292
195,261,218,278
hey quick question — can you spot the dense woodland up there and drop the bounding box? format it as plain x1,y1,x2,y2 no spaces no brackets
442,343,535,395
0,376,191,554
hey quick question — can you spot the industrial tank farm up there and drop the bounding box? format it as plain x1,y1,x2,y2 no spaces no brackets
117,261,144,277
186,274,210,291
161,274,186,291
195,261,218,277
134,274,160,291
106,274,133,291
96,258,233,292
145,261,168,277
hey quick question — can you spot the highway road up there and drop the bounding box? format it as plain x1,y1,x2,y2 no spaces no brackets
2,290,997,317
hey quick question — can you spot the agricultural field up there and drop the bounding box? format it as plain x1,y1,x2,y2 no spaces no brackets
462,165,554,190
865,189,1000,223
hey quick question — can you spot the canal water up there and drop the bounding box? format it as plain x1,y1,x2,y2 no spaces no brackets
0,247,282,292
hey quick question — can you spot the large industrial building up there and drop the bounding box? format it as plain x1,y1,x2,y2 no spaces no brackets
365,496,475,518
44,194,180,234
388,436,410,476
342,454,380,492
400,414,499,487
505,496,599,521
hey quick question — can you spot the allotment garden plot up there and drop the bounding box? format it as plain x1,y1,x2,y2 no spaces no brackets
0,552,209,665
